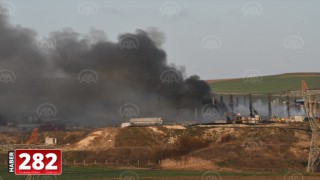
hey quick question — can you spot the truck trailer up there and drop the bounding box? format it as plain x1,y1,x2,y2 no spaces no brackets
121,117,163,128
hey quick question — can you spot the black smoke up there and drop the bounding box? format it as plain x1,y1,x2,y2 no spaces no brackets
0,13,212,127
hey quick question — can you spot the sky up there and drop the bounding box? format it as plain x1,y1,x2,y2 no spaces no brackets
1,0,319,80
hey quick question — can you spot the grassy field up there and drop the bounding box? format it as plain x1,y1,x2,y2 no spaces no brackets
0,165,317,180
207,73,320,94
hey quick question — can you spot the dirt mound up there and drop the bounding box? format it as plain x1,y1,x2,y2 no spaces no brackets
163,125,186,130
0,132,25,144
65,128,118,151
50,123,312,172
42,130,89,145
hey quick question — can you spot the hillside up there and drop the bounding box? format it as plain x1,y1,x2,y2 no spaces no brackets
208,73,320,94
9,124,312,171
50,123,312,172
1,124,319,179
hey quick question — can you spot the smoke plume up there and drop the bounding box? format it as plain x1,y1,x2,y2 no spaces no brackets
0,13,212,127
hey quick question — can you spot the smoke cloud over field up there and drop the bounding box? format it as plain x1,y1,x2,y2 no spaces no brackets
0,13,212,126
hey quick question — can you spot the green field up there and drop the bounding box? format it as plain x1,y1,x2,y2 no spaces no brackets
0,165,316,180
208,73,320,94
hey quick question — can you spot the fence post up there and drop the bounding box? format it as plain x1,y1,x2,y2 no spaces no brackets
105,160,107,165
95,160,97,165
83,160,86,165
73,160,75,166
137,160,139,165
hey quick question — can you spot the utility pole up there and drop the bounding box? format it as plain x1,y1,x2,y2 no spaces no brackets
286,95,290,118
195,105,198,123
268,93,272,119
236,97,239,107
249,94,253,117
229,94,234,112
158,97,161,120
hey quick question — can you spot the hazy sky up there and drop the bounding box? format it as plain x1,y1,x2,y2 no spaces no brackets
1,0,319,79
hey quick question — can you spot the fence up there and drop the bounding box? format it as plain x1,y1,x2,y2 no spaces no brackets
0,144,54,152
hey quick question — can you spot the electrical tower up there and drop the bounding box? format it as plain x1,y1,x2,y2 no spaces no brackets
285,80,320,172
301,80,320,173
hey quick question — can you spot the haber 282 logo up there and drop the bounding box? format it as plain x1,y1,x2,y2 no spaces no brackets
10,149,62,175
